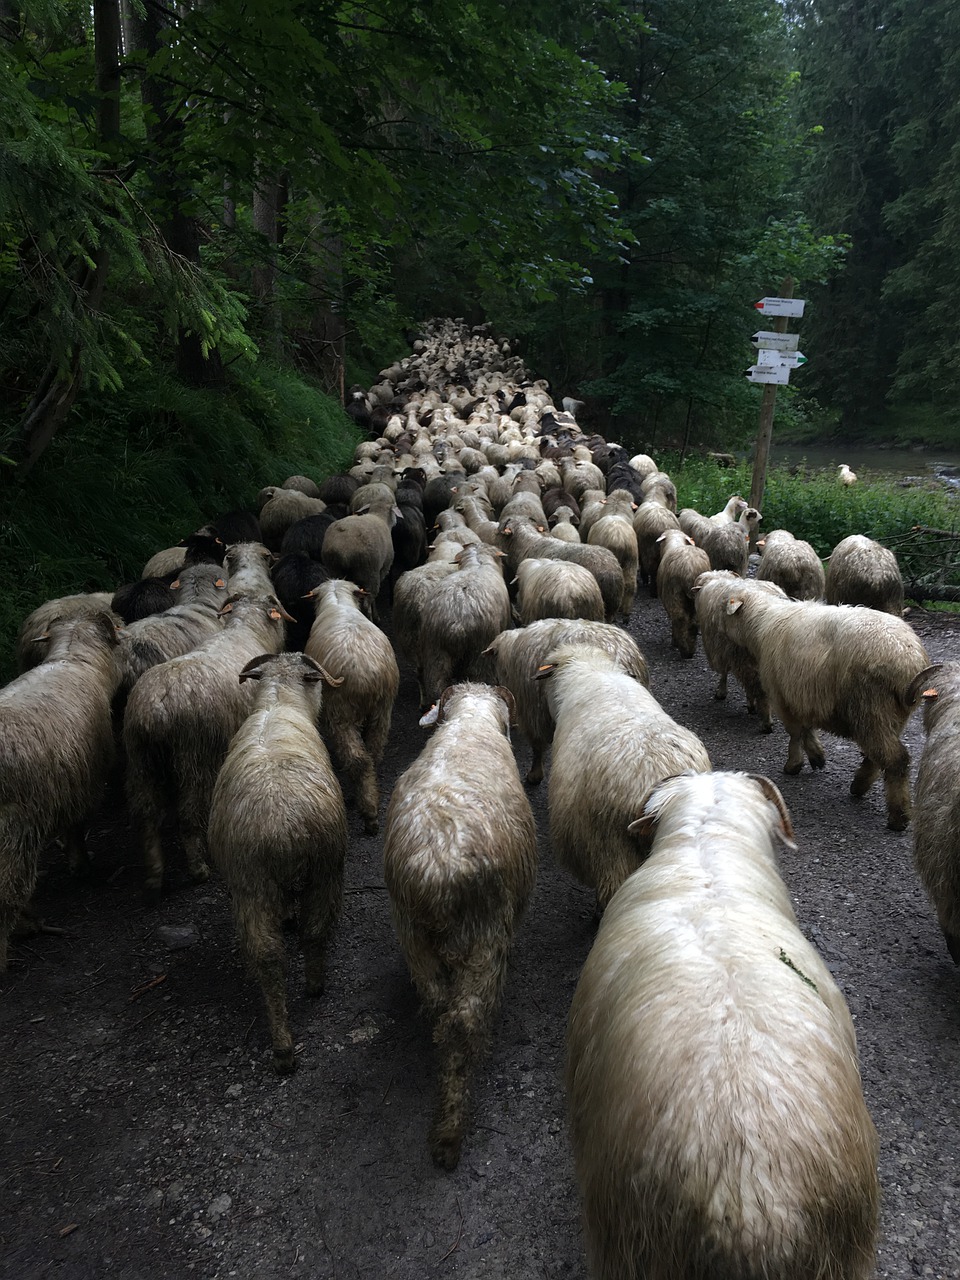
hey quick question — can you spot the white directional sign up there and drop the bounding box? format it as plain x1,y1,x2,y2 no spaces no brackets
779,351,808,369
756,348,788,367
753,297,805,318
752,330,799,352
746,363,791,385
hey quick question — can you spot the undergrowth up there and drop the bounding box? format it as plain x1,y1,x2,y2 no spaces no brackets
0,361,360,682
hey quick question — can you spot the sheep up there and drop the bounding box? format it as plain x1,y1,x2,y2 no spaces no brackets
513,558,605,626
258,488,328,551
304,578,399,835
207,652,348,1073
825,533,904,615
224,541,275,597
721,588,939,829
269,553,331,652
320,497,398,622
482,620,649,784
417,543,512,706
115,563,230,696
383,682,537,1170
680,496,756,575
655,529,710,657
0,611,122,970
498,515,623,622
693,570,786,730
567,771,879,1280
536,644,710,908
586,491,640,618
111,576,179,625
639,470,677,511
282,474,322,498
632,497,681,596
838,463,858,486
756,528,826,600
913,661,960,962
548,506,581,543
140,531,226,580
16,591,118,672
391,559,460,695
124,593,290,903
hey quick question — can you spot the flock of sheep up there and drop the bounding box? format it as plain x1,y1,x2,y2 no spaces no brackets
1,314,957,1279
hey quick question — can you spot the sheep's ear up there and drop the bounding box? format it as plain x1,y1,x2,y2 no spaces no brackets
725,597,744,615
215,577,227,589
31,632,50,644
746,774,797,851
907,663,943,705
656,531,668,543
170,578,181,590
534,662,556,681
419,702,440,727
218,601,234,616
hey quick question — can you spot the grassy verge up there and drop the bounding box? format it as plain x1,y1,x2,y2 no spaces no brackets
670,455,960,601
0,361,361,682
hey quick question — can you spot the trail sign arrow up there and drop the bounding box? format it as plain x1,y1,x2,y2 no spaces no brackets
780,351,808,369
746,364,791,385
753,297,805,318
752,330,799,352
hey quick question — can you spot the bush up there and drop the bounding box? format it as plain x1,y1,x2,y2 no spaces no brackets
0,361,360,682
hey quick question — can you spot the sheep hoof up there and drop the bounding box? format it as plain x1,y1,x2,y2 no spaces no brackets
430,1135,463,1172
783,761,803,776
809,754,826,771
363,819,379,837
760,722,774,734
273,1049,298,1075
524,773,542,788
304,979,324,998
945,931,960,966
189,863,210,884
886,811,909,833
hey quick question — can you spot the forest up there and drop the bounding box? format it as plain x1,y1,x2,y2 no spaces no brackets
1,0,958,643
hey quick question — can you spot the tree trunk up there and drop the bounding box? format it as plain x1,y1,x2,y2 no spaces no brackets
307,208,345,401
127,0,223,386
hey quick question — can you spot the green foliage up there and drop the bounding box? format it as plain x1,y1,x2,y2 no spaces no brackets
672,457,960,588
0,361,359,682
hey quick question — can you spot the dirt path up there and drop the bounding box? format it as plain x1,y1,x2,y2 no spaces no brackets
2,598,959,1280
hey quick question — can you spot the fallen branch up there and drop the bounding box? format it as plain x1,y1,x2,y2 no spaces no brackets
127,974,167,1003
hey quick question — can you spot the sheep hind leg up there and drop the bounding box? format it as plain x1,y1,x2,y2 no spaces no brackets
879,742,911,831
300,865,344,998
429,951,504,1171
236,899,296,1074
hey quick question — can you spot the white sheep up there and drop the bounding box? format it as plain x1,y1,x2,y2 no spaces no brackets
693,570,786,730
320,498,398,622
655,528,710,657
115,563,230,697
15,591,117,673
756,528,826,600
567,771,879,1280
586,490,640,618
418,543,512,705
498,514,623,622
825,533,904,615
537,643,710,908
482,620,649,784
838,463,858,486
0,611,121,969
513,558,605,626
913,661,960,961
305,578,399,835
722,588,939,829
208,652,348,1073
124,593,289,903
632,496,681,596
383,683,537,1170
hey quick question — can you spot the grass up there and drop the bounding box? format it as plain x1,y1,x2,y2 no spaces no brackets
0,360,361,682
669,454,960,595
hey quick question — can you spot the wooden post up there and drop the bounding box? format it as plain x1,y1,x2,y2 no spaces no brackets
748,276,793,549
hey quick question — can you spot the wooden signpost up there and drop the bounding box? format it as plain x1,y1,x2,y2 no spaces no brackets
745,278,806,542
